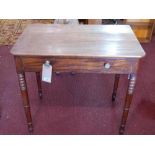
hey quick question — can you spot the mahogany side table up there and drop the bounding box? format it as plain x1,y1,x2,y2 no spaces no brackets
11,24,145,134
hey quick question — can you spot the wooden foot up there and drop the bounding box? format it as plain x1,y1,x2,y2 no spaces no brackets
119,73,136,134
56,72,61,75
112,74,120,102
17,73,33,133
28,123,33,133
36,72,42,99
71,72,76,75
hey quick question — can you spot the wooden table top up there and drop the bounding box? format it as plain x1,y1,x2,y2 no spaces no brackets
11,24,145,58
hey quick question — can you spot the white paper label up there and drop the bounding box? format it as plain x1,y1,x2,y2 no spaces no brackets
42,63,52,83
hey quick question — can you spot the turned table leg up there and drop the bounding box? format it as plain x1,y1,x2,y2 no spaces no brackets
112,74,120,102
36,72,42,99
119,73,137,134
17,73,33,133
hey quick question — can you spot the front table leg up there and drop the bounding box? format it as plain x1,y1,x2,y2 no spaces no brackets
17,73,33,133
119,73,137,134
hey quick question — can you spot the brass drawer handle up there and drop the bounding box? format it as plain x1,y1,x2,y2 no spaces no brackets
104,63,111,69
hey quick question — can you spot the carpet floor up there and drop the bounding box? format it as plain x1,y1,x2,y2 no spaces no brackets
0,37,155,134
0,20,53,45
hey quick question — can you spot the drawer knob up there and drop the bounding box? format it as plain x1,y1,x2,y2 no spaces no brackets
104,63,111,69
45,60,50,66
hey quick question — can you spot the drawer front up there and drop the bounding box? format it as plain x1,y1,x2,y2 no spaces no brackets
21,57,138,74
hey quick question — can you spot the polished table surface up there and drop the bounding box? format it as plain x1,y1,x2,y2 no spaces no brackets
11,24,145,58
11,24,145,134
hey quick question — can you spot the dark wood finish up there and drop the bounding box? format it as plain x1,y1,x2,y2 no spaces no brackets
16,54,139,134
15,56,33,132
36,72,42,99
20,56,139,74
112,74,120,102
17,73,33,132
11,25,145,134
78,19,88,24
119,73,137,134
10,25,145,58
153,25,155,35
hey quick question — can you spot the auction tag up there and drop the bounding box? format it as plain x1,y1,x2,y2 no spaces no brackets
42,61,52,83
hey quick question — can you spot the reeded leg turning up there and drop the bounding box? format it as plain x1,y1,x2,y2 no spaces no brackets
36,72,42,99
18,73,33,133
119,73,137,134
112,74,120,102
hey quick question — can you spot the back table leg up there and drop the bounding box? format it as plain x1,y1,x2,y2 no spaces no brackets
119,73,137,134
36,72,42,99
17,73,33,133
112,74,120,102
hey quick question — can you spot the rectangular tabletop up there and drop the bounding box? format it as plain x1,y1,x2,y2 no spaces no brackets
11,24,145,58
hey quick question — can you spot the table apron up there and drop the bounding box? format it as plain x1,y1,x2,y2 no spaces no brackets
18,56,139,74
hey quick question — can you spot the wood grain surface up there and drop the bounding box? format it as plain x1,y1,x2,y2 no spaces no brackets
11,24,145,58
18,56,138,74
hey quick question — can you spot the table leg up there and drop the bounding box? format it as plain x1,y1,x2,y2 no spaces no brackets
119,73,136,134
112,74,120,102
36,72,42,99
17,73,33,133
